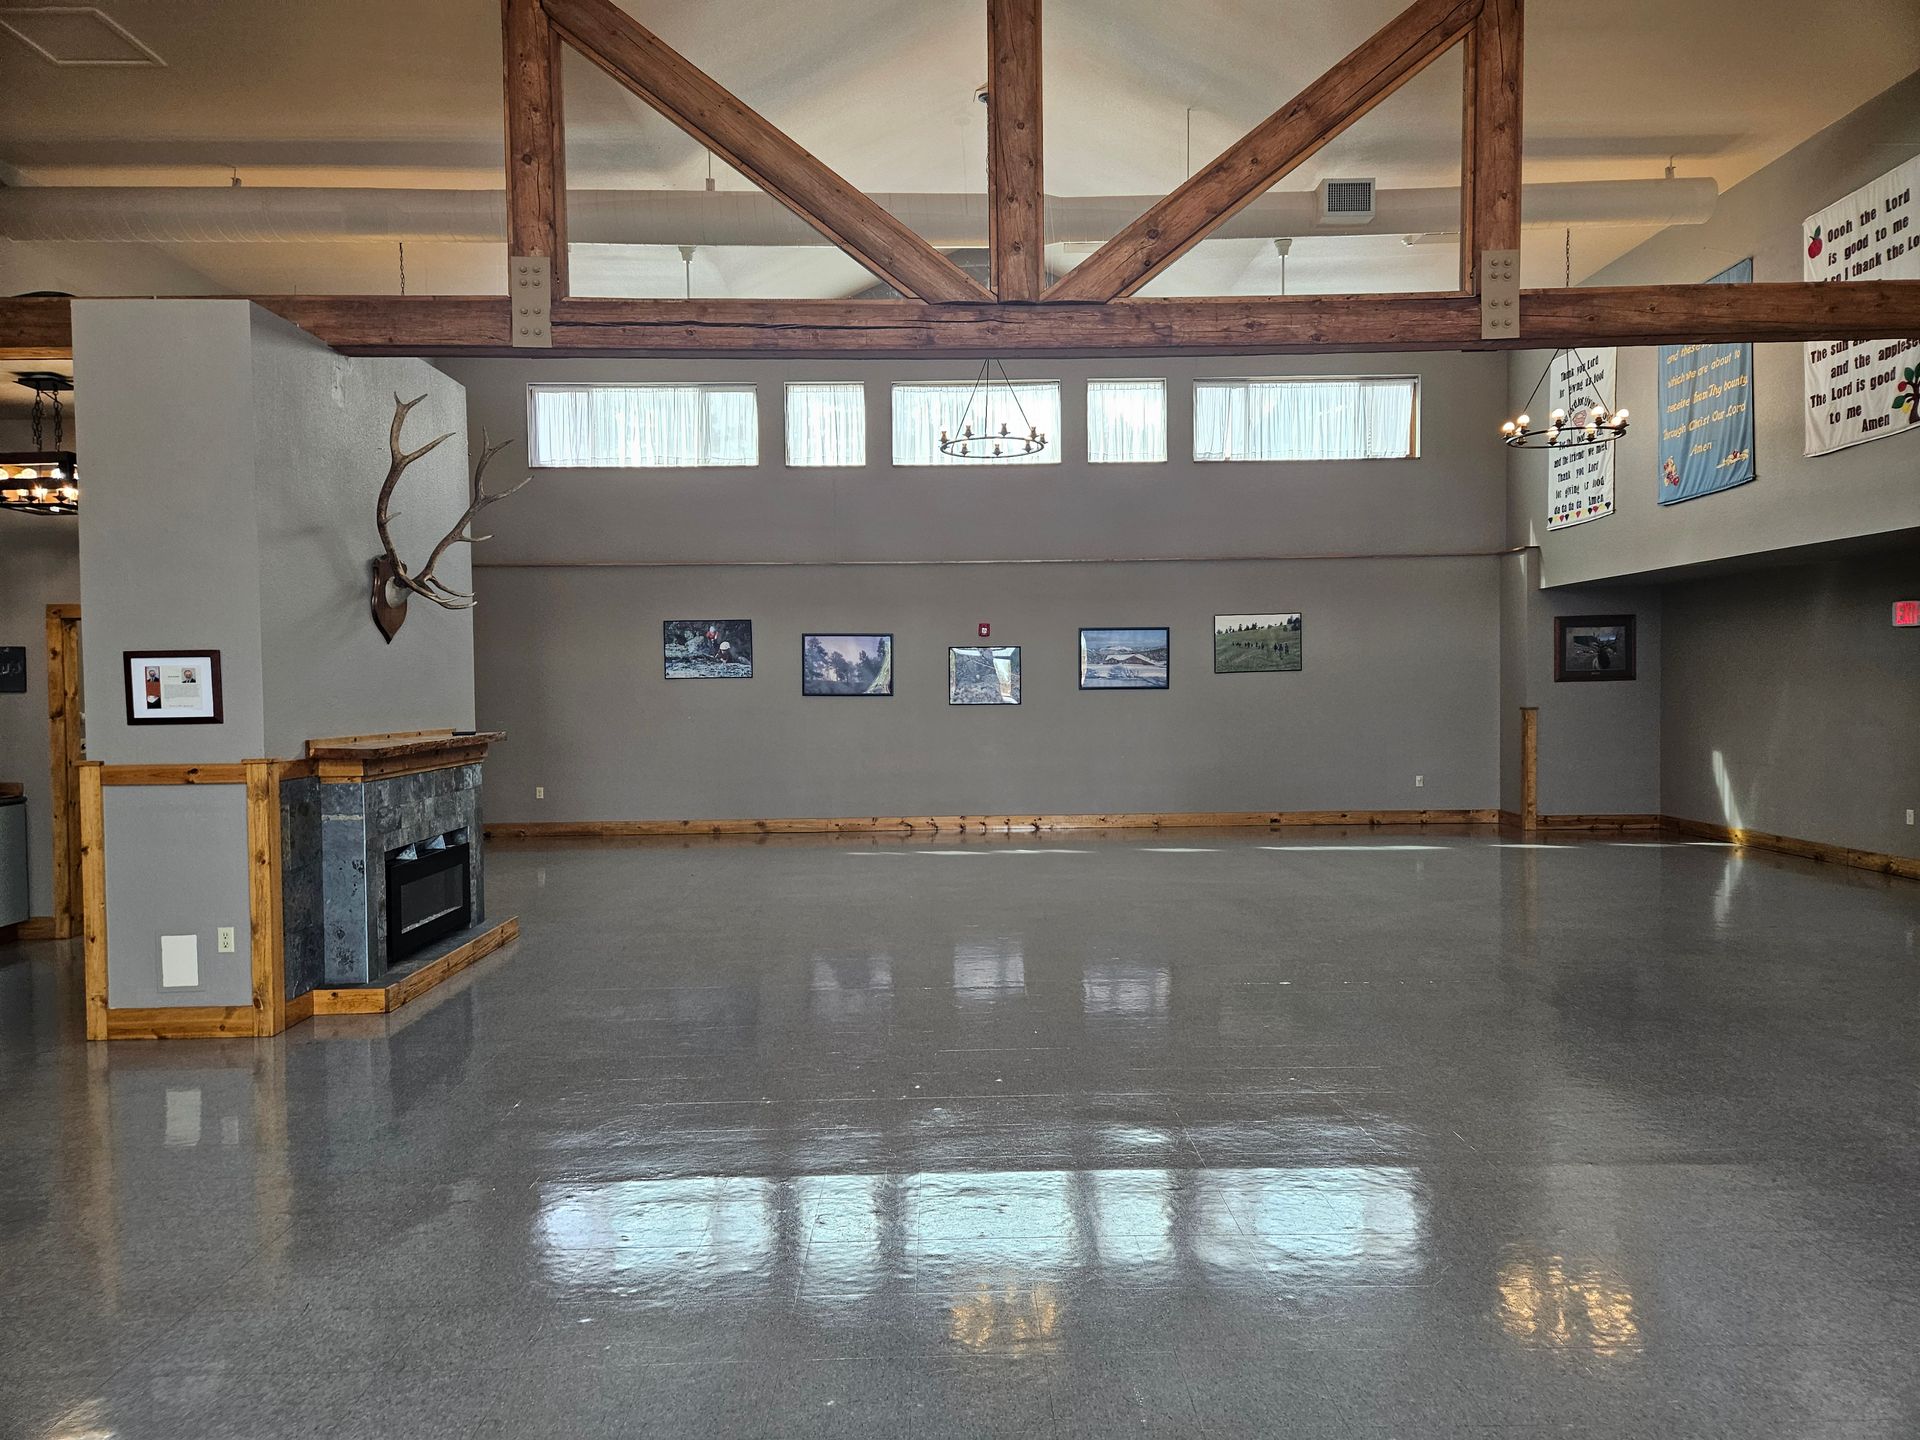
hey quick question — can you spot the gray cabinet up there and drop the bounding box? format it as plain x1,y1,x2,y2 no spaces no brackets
0,797,28,928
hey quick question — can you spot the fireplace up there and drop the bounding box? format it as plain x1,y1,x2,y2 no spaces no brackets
385,833,472,966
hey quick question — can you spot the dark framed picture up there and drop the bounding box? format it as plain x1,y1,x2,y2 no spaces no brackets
663,619,752,679
1554,615,1636,682
802,633,894,696
0,645,25,694
1079,627,1170,689
1214,613,1303,673
949,646,1020,705
123,649,224,724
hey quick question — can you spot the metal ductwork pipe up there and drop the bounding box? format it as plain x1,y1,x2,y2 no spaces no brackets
0,178,1718,247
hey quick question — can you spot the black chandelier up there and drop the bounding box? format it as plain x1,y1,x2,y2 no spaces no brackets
0,373,79,517
939,358,1048,459
1501,348,1628,451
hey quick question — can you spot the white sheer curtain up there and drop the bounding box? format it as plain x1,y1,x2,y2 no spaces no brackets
1193,377,1418,461
1087,379,1168,463
528,383,758,467
785,382,866,466
890,381,1062,465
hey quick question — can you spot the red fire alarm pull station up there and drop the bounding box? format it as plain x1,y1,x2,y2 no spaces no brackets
1895,600,1920,628
978,622,991,638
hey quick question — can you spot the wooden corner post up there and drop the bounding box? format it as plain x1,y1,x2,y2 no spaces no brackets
244,759,288,1037
78,760,107,1040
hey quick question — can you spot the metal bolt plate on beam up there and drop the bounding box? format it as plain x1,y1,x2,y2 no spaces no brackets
510,256,552,348
1480,249,1519,340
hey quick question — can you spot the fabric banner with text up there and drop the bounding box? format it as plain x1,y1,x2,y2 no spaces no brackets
1803,153,1920,456
1657,259,1755,505
1546,347,1616,529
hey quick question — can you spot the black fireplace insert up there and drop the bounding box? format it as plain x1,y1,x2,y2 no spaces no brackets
385,837,471,965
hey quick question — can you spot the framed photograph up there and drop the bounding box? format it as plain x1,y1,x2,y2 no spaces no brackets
803,633,894,696
663,619,753,679
124,649,224,724
1214,613,1303,674
1554,615,1636,682
949,646,1021,705
1079,627,1170,689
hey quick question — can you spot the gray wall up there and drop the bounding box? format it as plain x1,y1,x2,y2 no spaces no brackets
249,314,474,756
1663,553,1920,859
101,786,252,1008
443,351,1508,564
447,349,1512,822
0,512,80,917
477,557,1499,823
70,300,475,1004
73,300,268,762
1497,551,1663,818
1510,72,1920,587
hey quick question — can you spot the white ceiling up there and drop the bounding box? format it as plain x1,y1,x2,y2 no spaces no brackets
1,0,1917,300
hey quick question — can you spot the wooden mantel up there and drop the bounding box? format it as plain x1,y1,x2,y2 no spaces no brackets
304,728,504,782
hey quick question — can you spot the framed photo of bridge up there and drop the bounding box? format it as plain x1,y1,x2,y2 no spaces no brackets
1078,627,1170,689
1554,615,1636,682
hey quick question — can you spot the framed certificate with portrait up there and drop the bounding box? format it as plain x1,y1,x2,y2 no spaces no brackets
124,650,224,724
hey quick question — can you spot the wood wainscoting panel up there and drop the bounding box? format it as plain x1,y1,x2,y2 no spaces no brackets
244,759,288,1037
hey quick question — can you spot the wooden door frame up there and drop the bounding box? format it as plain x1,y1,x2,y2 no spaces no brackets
46,604,82,940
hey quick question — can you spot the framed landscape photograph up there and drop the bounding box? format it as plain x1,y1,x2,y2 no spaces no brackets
1554,614,1636,681
663,619,753,679
1078,627,1170,689
803,634,894,696
123,649,224,725
949,646,1021,705
1214,613,1303,673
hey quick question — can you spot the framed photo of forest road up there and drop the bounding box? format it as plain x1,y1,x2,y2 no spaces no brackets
1554,615,1636,682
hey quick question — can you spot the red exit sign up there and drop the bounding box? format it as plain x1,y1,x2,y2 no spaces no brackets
1896,600,1920,628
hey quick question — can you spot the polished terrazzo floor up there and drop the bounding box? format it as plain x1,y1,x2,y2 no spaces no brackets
3,828,1920,1438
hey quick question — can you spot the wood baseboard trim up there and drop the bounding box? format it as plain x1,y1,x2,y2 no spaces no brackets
1536,813,1664,832
1661,815,1920,881
102,1005,259,1040
307,917,520,1017
0,916,58,943
486,811,1500,841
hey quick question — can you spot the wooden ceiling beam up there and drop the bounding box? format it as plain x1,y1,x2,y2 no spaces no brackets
14,282,1917,359
987,0,1046,301
502,0,569,296
1045,0,1483,303
9,282,1919,359
539,0,992,304
1460,0,1521,291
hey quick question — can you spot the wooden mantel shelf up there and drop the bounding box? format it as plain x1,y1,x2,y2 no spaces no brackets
304,729,504,782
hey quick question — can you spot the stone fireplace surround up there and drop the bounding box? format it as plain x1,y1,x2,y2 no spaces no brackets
281,734,498,998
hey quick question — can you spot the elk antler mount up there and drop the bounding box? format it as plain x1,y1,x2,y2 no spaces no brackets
370,392,532,642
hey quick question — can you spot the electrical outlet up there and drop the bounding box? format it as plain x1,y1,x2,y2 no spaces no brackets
216,926,236,953
1907,808,1915,826
1414,775,1425,788
535,785,545,800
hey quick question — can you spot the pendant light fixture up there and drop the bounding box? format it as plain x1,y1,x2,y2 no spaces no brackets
939,358,1048,459
1500,348,1628,452
0,373,79,517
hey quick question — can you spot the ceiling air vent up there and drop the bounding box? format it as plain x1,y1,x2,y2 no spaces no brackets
1316,178,1376,227
0,7,164,66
